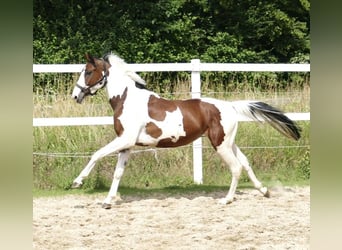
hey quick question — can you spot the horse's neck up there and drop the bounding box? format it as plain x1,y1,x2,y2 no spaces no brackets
106,72,145,99
106,80,126,99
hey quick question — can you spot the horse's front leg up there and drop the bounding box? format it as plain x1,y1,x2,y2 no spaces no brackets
102,149,131,209
72,137,132,188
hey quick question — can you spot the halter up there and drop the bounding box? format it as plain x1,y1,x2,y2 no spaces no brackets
76,70,108,96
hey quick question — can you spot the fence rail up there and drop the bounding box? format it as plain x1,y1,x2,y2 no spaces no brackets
33,62,310,73
33,113,310,127
33,60,310,184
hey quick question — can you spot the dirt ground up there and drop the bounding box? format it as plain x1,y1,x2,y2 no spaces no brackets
33,186,310,250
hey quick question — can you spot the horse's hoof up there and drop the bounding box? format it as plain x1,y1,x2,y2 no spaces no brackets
264,189,271,198
102,203,112,209
218,198,233,205
260,187,270,198
71,182,82,189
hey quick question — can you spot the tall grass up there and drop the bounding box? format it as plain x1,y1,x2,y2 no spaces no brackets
33,73,310,191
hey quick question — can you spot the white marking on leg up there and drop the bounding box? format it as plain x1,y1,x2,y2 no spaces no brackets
234,144,269,197
72,136,135,187
103,150,130,206
216,145,243,205
218,175,240,205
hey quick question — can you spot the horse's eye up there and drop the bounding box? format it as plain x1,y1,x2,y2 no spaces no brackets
85,71,92,76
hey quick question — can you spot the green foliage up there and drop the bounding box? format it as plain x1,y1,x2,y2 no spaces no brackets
33,0,310,89
297,149,310,180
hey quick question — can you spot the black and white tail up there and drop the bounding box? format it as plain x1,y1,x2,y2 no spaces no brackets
232,101,301,140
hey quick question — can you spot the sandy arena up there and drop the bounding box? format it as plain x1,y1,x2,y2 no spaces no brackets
33,186,310,249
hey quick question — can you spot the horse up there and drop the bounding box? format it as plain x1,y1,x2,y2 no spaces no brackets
71,53,301,209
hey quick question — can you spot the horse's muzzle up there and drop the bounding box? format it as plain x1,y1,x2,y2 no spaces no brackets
76,92,86,104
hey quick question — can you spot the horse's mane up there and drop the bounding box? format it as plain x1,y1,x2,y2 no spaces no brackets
103,53,146,86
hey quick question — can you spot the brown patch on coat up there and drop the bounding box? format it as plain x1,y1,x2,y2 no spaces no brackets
203,102,225,149
145,122,163,138
147,95,177,121
146,96,225,149
109,88,128,136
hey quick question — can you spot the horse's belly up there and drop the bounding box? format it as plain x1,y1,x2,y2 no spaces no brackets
136,123,203,148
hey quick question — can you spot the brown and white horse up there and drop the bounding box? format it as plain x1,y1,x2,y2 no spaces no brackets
71,53,301,209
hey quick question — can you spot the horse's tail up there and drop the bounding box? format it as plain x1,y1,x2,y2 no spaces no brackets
231,101,301,140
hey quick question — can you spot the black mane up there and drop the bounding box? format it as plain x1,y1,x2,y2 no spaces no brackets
135,81,148,90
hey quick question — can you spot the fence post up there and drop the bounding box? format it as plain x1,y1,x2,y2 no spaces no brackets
191,59,203,184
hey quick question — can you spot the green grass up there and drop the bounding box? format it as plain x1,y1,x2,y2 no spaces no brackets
33,78,310,195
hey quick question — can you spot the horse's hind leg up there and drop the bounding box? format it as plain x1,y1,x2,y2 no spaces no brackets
216,144,244,205
233,144,270,198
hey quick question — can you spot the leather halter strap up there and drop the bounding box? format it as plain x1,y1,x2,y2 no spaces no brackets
76,73,107,96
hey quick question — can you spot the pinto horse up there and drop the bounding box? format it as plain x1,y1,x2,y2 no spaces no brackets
71,53,301,209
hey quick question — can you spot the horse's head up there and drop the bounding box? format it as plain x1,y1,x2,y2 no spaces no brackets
72,53,111,103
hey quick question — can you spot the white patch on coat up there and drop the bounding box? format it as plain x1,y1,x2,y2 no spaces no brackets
71,69,85,98
153,107,186,141
137,107,186,146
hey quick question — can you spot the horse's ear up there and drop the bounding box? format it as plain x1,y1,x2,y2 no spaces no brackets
85,53,95,64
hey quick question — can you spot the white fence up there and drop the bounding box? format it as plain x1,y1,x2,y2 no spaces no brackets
33,60,310,184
